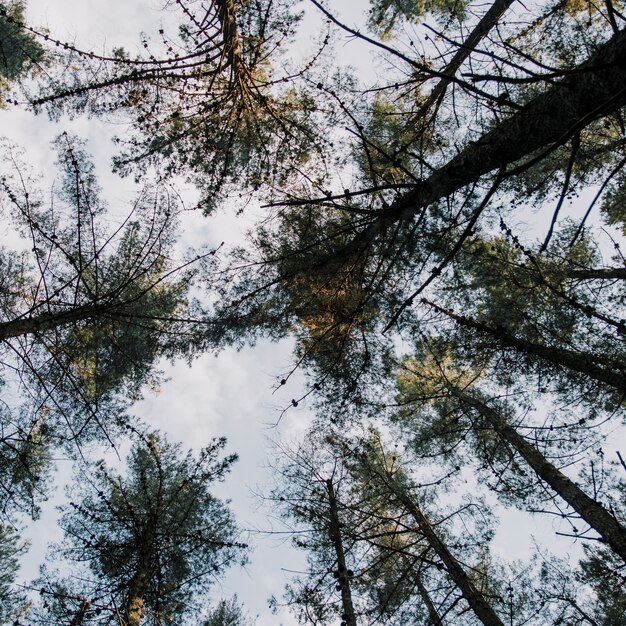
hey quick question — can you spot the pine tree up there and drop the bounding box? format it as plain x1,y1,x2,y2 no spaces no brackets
0,134,216,443
31,432,247,626
28,0,322,213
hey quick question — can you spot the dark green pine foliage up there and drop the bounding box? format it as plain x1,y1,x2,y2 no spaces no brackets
0,134,215,443
0,523,26,623
32,432,246,626
30,0,324,213
0,1,44,105
0,401,52,522
203,596,256,626
269,427,546,625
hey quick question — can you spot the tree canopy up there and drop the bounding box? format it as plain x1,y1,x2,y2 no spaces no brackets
0,0,625,623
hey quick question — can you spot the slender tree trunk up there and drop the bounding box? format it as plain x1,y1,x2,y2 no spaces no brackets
413,571,443,625
419,0,515,116
216,0,244,79
68,598,90,626
422,299,626,392
449,386,626,562
326,478,358,626
395,491,506,626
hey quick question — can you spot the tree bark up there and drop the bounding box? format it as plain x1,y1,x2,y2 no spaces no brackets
419,0,515,116
0,302,111,340
422,298,626,392
449,386,626,562
395,491,506,626
413,571,443,625
124,554,151,626
387,28,626,225
566,267,626,280
326,478,358,626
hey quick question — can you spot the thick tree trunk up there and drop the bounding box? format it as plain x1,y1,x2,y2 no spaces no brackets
396,491,506,626
449,386,626,562
387,28,626,224
326,478,358,626
125,557,151,626
422,299,626,392
567,267,626,280
0,303,110,340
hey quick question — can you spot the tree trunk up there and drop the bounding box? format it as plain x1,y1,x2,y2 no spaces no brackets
566,267,626,280
68,598,90,626
449,386,626,562
0,302,110,340
124,556,151,626
413,571,443,625
419,0,515,116
395,491,506,626
422,298,626,392
326,478,358,626
387,28,626,224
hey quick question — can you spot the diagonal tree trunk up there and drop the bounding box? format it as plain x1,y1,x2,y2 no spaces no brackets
413,571,443,625
387,28,626,224
419,0,516,117
422,298,626,392
447,385,626,562
393,489,506,626
326,478,358,626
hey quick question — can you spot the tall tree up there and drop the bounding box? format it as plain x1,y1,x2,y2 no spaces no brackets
268,427,544,625
0,134,216,443
29,0,325,212
393,347,626,562
203,2,626,408
31,431,247,626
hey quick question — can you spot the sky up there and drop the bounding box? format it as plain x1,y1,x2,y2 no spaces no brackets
5,1,625,625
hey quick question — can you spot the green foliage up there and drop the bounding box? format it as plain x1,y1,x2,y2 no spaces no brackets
0,523,26,622
203,596,256,626
32,432,246,625
0,135,215,443
32,0,323,213
0,1,44,105
368,0,467,36
0,402,51,522
579,546,626,624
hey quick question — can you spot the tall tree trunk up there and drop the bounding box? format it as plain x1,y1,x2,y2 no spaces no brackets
413,571,443,625
394,490,506,626
68,598,90,626
448,386,626,562
419,0,515,116
388,28,626,224
124,556,151,626
0,303,110,340
566,267,626,280
422,298,626,392
326,478,358,626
